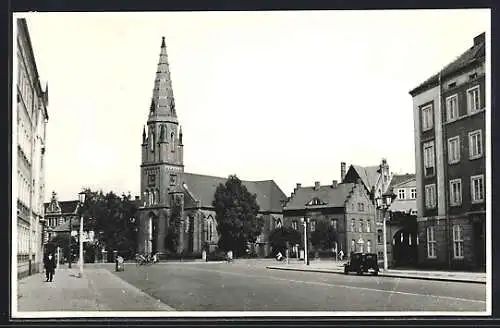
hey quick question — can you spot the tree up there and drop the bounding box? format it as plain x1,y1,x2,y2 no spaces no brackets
79,189,139,259
164,194,183,253
268,227,301,256
48,234,77,261
212,175,262,256
310,220,338,250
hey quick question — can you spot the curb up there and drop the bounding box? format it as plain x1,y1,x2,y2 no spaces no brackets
266,266,486,285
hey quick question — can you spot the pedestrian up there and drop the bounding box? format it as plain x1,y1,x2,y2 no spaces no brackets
43,252,57,282
338,249,344,261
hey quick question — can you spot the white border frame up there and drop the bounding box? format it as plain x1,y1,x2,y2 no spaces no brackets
11,11,492,319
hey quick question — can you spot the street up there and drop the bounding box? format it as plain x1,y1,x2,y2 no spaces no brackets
106,261,486,312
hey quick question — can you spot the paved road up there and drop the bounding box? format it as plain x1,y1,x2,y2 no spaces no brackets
106,262,486,312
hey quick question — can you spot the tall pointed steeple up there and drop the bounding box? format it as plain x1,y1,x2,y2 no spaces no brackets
148,36,177,124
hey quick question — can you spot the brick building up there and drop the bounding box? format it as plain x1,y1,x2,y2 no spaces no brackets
16,18,49,278
409,32,486,270
136,37,286,258
283,179,377,257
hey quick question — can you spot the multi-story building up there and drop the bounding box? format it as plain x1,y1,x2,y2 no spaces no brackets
136,37,286,258
409,32,486,270
16,18,49,278
283,179,377,257
43,191,79,244
340,159,392,262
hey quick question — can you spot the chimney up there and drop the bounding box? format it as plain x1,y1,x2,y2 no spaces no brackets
314,181,320,190
474,32,485,46
332,180,338,188
296,183,301,190
340,162,346,182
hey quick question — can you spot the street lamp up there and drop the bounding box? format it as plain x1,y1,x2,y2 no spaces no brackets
77,190,86,278
300,217,310,266
376,192,395,271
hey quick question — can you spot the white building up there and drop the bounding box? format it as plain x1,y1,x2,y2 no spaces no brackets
16,18,49,278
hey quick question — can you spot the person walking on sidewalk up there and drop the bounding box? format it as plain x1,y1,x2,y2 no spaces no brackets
43,252,57,282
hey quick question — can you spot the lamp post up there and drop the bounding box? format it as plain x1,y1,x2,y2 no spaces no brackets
376,192,395,271
300,217,310,266
77,190,86,278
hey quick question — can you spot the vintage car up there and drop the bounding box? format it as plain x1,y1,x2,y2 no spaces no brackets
344,252,379,275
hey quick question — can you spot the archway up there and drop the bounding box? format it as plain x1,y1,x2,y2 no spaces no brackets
392,229,418,268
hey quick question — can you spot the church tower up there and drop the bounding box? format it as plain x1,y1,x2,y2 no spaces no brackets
138,37,185,255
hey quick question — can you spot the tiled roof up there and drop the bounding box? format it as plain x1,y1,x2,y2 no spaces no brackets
284,182,355,210
409,33,485,96
349,165,380,191
387,174,415,192
181,172,287,213
44,200,79,215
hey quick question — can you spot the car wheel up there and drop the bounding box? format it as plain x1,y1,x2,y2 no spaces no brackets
373,271,379,276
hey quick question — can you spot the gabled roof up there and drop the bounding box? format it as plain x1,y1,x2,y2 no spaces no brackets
284,182,355,211
387,173,415,193
409,33,485,96
44,200,79,215
181,172,287,213
344,165,380,193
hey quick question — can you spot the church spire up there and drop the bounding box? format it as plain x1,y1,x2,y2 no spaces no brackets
148,36,177,124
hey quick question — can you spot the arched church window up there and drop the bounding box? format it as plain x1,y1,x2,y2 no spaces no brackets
170,132,175,152
150,131,155,152
143,191,148,206
156,188,160,204
149,192,154,206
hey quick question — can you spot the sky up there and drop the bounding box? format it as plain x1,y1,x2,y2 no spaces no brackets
14,10,490,202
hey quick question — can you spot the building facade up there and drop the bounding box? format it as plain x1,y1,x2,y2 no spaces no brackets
16,18,49,278
341,159,392,262
283,179,377,258
43,191,79,244
409,32,486,270
137,37,286,258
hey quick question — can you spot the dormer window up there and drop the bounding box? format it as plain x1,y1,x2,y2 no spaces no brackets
306,197,327,206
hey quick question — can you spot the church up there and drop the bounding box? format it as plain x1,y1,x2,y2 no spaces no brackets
137,37,286,258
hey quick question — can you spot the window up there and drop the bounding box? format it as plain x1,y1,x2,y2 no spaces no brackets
170,174,176,186
351,219,355,232
351,239,356,252
448,136,460,164
358,203,364,211
170,133,175,152
425,184,436,209
366,220,371,233
410,188,417,199
467,85,481,114
449,179,462,206
275,218,282,229
469,130,483,159
292,221,298,230
446,94,459,121
398,189,406,200
310,220,316,232
358,220,363,233
423,141,435,176
421,104,434,131
471,175,485,203
427,226,436,258
453,225,464,259
367,240,372,253
330,219,337,230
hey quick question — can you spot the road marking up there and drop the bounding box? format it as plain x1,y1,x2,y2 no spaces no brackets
176,266,486,304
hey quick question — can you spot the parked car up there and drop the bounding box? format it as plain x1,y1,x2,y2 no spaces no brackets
344,252,379,275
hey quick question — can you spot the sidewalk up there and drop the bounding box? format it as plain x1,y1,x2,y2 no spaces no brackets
16,266,175,313
266,260,487,284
